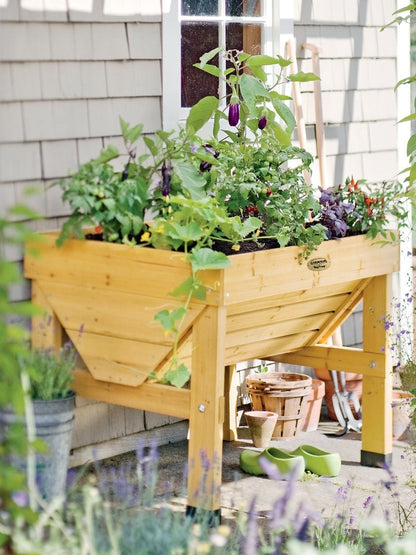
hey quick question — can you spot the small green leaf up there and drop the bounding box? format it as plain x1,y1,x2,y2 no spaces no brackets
399,112,416,123
143,136,158,156
186,96,219,134
170,276,196,298
193,63,221,77
240,74,269,112
8,204,40,220
164,221,205,242
271,98,296,134
246,54,282,66
270,91,292,101
96,145,119,164
248,64,267,82
119,117,129,136
198,46,222,67
165,363,190,388
407,134,416,156
288,71,320,82
189,248,231,272
126,123,143,144
269,121,292,146
174,161,207,199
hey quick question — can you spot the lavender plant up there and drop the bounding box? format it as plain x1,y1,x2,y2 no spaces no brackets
28,344,75,401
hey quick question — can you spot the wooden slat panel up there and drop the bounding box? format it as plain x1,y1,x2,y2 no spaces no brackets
78,357,150,387
227,294,348,332
226,313,329,348
308,278,371,345
67,330,169,377
225,330,316,364
38,280,203,345
226,279,360,316
73,369,190,419
25,232,222,306
222,235,399,305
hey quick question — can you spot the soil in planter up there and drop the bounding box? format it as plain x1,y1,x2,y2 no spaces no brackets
85,232,281,255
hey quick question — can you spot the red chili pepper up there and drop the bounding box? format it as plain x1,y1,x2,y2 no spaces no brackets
266,188,272,196
95,225,103,234
366,208,373,216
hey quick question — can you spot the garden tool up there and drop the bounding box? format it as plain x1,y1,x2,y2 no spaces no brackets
339,370,362,420
329,370,362,436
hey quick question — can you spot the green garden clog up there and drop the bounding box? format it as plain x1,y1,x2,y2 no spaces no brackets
289,444,341,477
239,447,305,479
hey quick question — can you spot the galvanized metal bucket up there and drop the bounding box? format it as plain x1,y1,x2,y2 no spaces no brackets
0,393,75,501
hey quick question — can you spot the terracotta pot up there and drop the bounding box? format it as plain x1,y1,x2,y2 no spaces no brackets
392,390,414,441
244,410,278,448
302,379,325,432
314,369,362,421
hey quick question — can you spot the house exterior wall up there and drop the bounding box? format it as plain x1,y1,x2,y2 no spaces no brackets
0,0,400,461
293,0,398,187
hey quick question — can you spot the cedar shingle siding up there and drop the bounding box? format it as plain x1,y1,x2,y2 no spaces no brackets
294,0,398,185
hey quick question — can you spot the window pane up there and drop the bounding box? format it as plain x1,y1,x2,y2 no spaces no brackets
226,22,262,55
226,0,261,17
182,0,218,16
181,22,219,107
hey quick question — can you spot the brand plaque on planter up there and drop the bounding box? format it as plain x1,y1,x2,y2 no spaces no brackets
307,257,330,271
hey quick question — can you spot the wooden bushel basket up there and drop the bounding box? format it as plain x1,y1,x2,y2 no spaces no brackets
247,373,312,439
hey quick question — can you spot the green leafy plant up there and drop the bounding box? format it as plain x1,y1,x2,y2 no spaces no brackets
0,203,42,550
54,47,410,387
319,176,409,241
27,344,75,401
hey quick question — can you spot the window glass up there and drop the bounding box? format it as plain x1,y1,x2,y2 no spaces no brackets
226,0,261,17
181,22,219,107
181,0,265,107
226,22,261,55
182,0,218,16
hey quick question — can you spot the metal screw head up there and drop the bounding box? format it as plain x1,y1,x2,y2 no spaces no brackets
198,404,205,412
369,361,377,368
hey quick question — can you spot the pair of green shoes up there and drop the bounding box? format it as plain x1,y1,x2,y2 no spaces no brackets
240,444,341,478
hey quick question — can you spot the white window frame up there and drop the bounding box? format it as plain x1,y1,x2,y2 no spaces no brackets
162,0,292,131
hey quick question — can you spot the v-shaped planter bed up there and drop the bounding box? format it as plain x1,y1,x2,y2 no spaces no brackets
25,231,399,514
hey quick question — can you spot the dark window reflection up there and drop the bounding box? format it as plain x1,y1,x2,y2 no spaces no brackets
226,22,261,55
182,0,218,16
226,0,261,17
181,22,219,107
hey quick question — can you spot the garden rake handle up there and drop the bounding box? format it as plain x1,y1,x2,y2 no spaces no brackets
302,42,327,188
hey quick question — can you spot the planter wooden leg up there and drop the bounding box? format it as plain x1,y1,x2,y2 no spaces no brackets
187,306,226,516
361,275,393,467
223,364,238,441
31,281,63,351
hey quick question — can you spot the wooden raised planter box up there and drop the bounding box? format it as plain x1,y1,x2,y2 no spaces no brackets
24,231,399,514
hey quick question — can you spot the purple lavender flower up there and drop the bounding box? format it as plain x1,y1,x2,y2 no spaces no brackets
363,495,373,509
243,497,259,555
